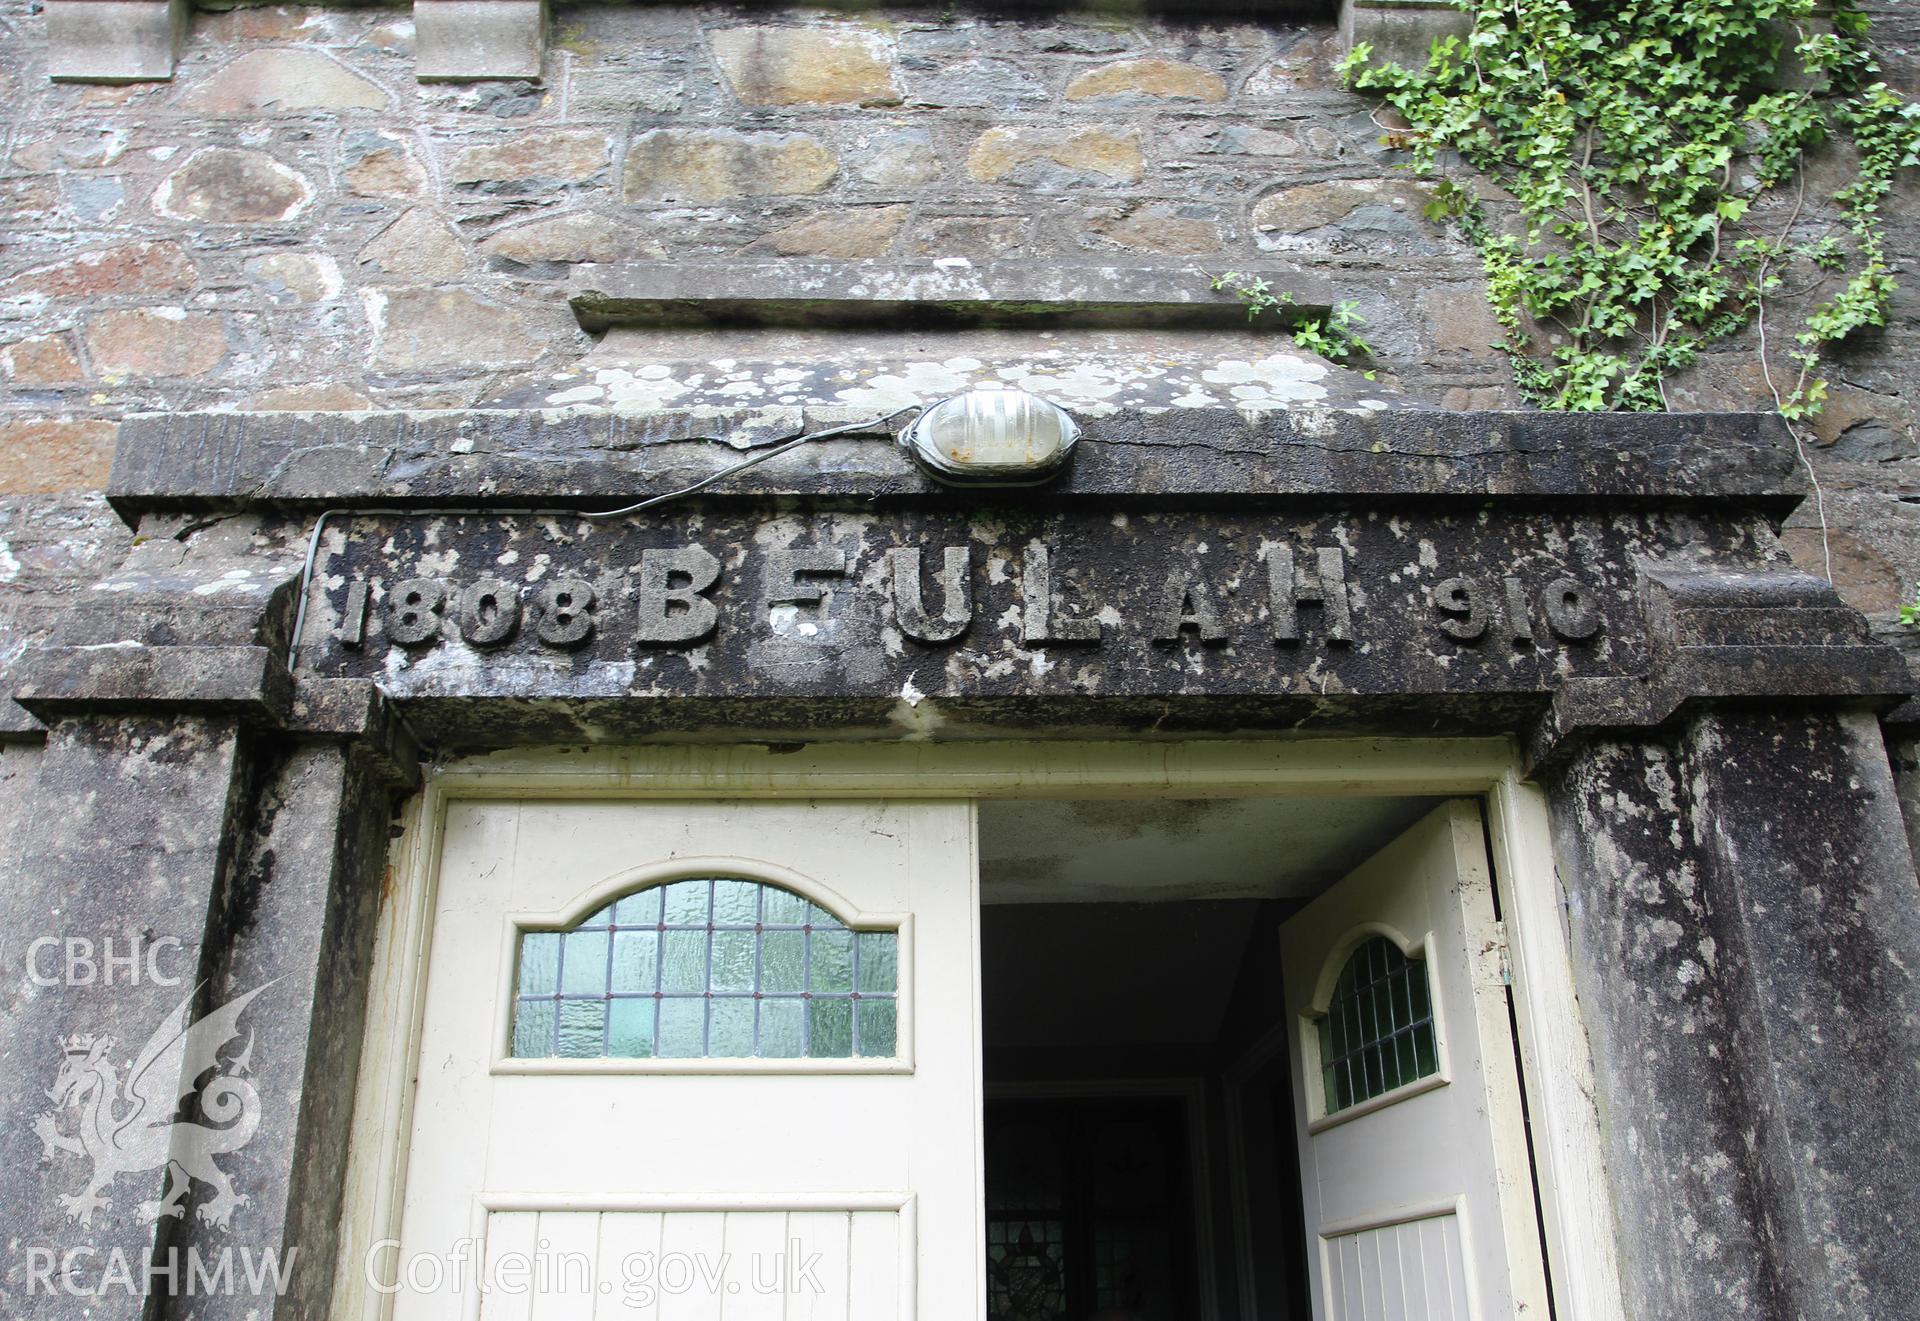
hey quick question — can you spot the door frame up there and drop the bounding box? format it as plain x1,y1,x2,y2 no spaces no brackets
331,738,1624,1321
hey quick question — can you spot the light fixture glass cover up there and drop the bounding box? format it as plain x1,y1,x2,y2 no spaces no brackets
900,388,1081,486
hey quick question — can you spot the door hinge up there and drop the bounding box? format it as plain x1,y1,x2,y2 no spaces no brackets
1491,921,1514,988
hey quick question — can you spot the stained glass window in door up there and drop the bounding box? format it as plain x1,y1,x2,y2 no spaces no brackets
510,877,899,1060
1317,935,1438,1113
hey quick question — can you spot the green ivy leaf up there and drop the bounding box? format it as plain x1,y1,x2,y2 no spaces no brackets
1325,0,1919,418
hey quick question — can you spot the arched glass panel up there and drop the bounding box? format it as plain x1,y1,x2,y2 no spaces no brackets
510,877,898,1061
1318,936,1436,1114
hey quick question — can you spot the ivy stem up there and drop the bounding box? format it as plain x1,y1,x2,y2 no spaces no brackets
1757,291,1834,584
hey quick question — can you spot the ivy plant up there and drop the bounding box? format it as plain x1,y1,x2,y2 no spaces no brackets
1900,585,1920,629
1338,0,1920,416
1210,272,1377,369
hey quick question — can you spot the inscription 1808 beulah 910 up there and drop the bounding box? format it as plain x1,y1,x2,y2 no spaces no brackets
332,541,1603,656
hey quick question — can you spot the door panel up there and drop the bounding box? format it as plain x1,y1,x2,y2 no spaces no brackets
394,799,981,1321
1321,1212,1468,1321
470,1209,902,1321
1279,800,1547,1320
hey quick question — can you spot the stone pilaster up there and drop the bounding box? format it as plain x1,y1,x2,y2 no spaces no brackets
1337,0,1471,66
0,511,416,1318
161,720,409,1321
1546,707,1920,1317
46,0,190,82
1536,559,1920,1317
414,0,547,81
0,714,255,1318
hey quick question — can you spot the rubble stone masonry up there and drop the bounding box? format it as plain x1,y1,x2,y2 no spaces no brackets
2,0,1919,678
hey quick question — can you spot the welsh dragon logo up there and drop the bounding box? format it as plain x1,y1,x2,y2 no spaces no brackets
33,982,273,1230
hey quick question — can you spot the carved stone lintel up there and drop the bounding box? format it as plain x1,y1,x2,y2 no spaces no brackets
339,581,372,648
1268,545,1353,645
534,579,596,649
1543,577,1601,641
387,579,447,647
1434,576,1490,643
634,545,721,645
458,578,521,648
1021,542,1101,645
1153,569,1228,645
889,547,972,644
1500,577,1534,647
768,548,847,608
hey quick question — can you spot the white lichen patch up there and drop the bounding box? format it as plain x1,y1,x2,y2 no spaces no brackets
533,346,1360,416
1198,355,1331,406
832,358,984,413
190,567,265,596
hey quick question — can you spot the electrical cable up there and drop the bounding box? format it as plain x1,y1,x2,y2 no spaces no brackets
284,404,921,673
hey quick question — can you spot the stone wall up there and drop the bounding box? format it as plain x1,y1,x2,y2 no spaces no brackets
2,0,1918,678
1805,1,1920,635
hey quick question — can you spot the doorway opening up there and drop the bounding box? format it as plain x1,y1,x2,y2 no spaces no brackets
344,742,1599,1321
978,792,1535,1321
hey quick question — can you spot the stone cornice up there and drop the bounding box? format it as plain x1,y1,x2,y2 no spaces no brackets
568,260,1343,332
1529,565,1916,769
105,407,1805,519
46,0,547,83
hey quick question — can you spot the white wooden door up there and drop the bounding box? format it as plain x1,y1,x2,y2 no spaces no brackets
388,798,983,1321
1279,800,1548,1320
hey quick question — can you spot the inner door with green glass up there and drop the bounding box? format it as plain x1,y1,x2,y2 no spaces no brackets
1278,800,1549,1320
984,1096,1197,1320
390,797,983,1321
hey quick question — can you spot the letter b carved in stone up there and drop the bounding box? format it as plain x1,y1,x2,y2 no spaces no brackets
635,545,721,645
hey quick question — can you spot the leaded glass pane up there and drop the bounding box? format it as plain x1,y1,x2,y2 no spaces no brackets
509,876,900,1061
713,880,759,925
811,929,854,993
857,931,897,994
662,879,710,924
556,999,605,1058
660,929,706,994
607,998,655,1058
857,998,898,1056
615,886,661,926
519,932,560,996
610,931,658,994
657,997,705,1058
1317,936,1438,1114
809,997,854,1058
560,931,609,995
512,998,555,1056
709,997,756,1056
760,997,806,1056
710,930,756,992
764,888,810,925
761,930,806,993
